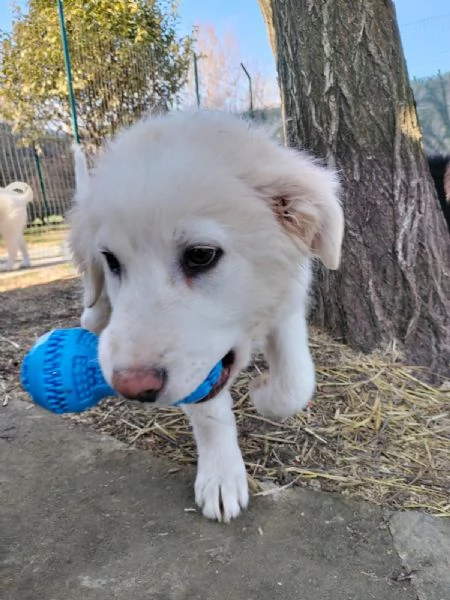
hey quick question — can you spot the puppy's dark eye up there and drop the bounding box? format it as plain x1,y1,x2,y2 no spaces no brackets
102,251,121,277
182,246,223,276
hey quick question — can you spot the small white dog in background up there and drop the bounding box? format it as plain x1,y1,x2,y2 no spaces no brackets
69,111,344,522
0,181,33,270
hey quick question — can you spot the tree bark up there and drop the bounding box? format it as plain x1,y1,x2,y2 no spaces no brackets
260,0,450,377
259,0,277,55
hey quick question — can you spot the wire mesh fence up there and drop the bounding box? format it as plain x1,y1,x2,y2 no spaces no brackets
0,1,191,269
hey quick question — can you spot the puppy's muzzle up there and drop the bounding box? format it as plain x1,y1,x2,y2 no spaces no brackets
112,367,167,403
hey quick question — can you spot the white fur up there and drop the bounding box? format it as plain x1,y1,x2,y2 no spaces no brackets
183,391,249,522
69,111,344,522
0,182,34,270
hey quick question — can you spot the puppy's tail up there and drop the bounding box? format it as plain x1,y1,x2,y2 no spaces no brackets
73,143,90,201
5,181,34,204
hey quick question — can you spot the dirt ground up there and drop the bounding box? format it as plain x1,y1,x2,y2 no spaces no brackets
0,271,80,391
1,265,449,516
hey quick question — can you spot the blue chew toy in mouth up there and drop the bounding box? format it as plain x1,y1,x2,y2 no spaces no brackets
21,328,223,414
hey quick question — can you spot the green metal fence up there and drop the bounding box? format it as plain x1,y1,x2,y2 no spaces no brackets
0,2,177,269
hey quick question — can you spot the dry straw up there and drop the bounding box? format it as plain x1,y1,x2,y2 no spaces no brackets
72,328,450,517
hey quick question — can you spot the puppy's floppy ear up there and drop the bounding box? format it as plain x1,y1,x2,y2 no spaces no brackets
251,145,344,269
80,287,111,334
80,261,104,308
69,145,108,321
70,207,105,309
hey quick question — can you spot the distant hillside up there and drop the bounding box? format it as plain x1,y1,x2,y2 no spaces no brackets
253,74,450,157
412,72,450,156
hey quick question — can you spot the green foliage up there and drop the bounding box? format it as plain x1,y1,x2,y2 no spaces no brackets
412,72,450,155
0,0,192,146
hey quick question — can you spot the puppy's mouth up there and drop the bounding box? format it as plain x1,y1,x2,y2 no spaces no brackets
196,350,235,403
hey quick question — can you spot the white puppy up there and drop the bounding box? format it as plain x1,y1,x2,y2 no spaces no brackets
69,111,344,522
0,181,33,270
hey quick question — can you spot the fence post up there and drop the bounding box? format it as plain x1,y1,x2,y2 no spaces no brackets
57,0,80,144
193,52,201,108
240,63,254,119
33,144,50,220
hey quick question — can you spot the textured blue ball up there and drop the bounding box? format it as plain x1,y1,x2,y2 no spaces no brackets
21,328,115,414
21,328,222,414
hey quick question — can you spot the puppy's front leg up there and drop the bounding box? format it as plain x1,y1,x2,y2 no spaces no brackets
251,307,316,419
4,234,19,271
183,390,248,523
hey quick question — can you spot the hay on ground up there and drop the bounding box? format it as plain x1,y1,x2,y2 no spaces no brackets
70,329,450,517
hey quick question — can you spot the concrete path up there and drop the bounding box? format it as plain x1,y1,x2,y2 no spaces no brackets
1,399,448,600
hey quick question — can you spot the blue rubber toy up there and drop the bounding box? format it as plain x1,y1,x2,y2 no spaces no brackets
21,328,223,414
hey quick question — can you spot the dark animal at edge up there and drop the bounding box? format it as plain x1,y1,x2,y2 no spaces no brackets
427,155,450,233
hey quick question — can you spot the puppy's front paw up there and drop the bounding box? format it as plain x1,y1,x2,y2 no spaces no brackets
195,453,249,523
251,373,314,419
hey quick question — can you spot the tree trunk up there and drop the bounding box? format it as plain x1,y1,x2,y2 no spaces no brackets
260,0,450,377
259,0,277,55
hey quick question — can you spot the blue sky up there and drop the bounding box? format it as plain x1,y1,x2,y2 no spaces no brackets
1,1,449,79
177,0,450,80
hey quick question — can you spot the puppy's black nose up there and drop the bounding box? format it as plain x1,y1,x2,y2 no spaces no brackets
112,367,167,402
